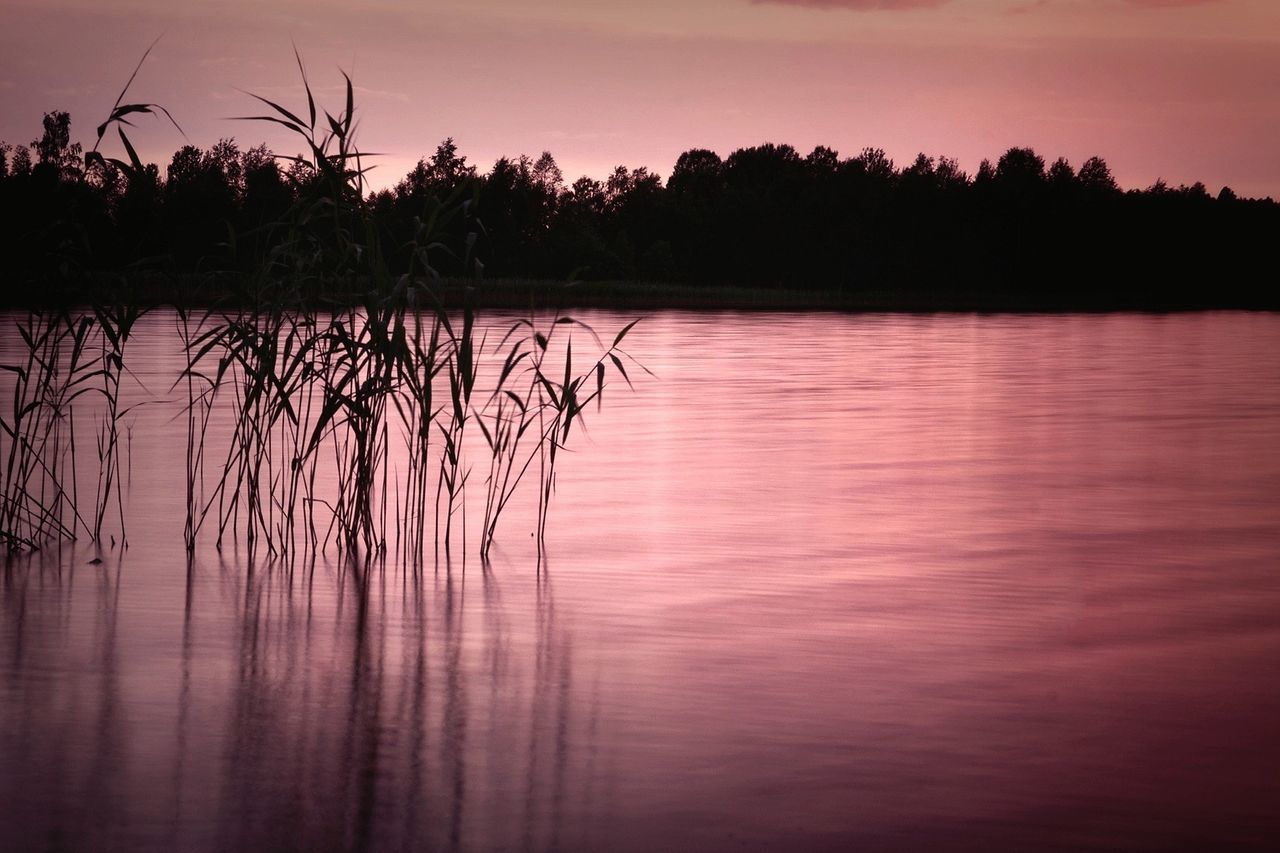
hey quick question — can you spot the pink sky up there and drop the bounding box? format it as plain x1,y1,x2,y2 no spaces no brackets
2,0,1278,197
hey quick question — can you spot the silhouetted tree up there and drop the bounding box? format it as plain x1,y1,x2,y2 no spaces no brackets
2,106,1277,310
10,145,33,178
995,147,1046,191
33,111,83,183
532,151,563,196
668,148,724,197
164,143,239,266
1048,157,1075,188
397,138,475,202
805,145,840,176
1078,156,1118,194
851,147,896,183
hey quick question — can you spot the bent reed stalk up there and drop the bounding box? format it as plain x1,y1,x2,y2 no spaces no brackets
2,54,644,563
0,307,138,553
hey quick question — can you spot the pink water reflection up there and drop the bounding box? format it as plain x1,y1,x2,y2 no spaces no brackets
3,310,1279,851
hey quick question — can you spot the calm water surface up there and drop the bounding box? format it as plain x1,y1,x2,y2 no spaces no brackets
3,311,1279,851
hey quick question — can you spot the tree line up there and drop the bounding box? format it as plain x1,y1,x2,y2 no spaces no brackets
3,110,1277,306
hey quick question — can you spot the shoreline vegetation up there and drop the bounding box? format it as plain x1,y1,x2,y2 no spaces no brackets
4,274,1277,313
1,56,1277,313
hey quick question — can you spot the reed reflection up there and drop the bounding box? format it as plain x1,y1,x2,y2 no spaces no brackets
1,551,129,852
185,550,593,850
0,553,602,853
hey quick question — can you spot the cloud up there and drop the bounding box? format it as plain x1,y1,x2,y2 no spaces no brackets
750,0,951,10
539,130,624,142
753,0,1222,10
43,85,99,98
1006,0,1223,13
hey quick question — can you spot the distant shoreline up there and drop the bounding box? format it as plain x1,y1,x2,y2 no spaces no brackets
3,274,1277,314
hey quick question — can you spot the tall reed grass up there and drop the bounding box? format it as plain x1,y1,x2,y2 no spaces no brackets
0,308,137,551
1,50,644,563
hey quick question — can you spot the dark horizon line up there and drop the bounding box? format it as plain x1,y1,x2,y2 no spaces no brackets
1,109,1273,203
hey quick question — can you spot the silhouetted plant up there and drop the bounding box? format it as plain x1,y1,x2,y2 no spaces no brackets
166,53,645,564
0,306,138,552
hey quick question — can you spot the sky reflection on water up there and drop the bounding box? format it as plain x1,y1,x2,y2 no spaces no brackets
3,310,1280,851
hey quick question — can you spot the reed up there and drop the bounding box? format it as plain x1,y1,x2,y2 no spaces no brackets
476,314,642,558
0,306,139,552
89,301,141,546
1,312,81,550
2,50,645,564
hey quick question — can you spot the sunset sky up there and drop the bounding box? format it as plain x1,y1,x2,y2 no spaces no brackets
3,0,1278,196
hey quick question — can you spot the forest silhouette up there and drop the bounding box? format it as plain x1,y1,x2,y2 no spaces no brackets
2,110,1277,309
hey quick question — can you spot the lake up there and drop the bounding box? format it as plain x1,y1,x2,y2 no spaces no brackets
3,309,1279,851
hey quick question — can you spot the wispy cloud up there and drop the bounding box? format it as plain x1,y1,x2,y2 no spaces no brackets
222,83,411,103
750,0,949,9
539,129,624,142
42,85,99,98
199,56,267,70
1005,0,1227,14
754,0,1222,9
1122,0,1224,7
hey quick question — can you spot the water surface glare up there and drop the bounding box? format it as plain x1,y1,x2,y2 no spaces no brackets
3,310,1280,851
